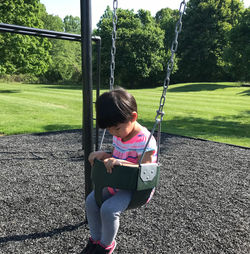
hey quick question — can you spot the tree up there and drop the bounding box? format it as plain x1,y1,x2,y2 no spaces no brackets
224,7,250,81
42,13,64,32
176,0,244,82
64,15,81,34
155,8,182,84
40,14,82,83
0,0,51,77
155,8,180,50
95,7,166,88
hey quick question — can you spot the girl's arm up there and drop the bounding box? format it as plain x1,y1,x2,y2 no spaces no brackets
103,150,155,173
88,151,112,166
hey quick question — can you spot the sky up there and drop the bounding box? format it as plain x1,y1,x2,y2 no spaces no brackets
40,0,250,28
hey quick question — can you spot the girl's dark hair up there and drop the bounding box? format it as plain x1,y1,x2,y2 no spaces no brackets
96,87,137,129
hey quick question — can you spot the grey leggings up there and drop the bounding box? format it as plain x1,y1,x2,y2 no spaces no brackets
85,188,132,246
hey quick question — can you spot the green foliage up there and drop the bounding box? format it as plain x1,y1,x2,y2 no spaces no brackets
0,0,248,85
0,1,82,84
43,40,82,83
39,14,82,83
95,8,166,88
42,14,64,32
0,0,51,76
64,15,81,34
176,0,244,82
224,7,250,81
155,8,179,49
155,8,182,84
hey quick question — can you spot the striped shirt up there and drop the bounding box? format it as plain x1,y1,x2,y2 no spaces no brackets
108,127,158,196
113,127,157,163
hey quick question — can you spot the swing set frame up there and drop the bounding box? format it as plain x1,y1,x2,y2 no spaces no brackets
0,0,187,205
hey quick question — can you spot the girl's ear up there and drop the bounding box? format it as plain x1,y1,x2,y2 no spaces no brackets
131,111,138,122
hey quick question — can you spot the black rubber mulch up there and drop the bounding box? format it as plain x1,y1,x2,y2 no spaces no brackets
0,130,249,254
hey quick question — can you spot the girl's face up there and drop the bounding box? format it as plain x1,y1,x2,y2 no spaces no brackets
107,121,135,141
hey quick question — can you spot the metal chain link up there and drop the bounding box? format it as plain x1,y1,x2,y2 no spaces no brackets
109,0,118,90
155,0,187,122
102,0,187,155
100,0,118,149
139,0,187,165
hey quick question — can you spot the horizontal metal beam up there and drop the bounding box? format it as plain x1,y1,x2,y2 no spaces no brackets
0,23,100,42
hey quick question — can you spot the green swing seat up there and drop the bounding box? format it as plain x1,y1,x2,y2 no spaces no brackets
91,159,160,209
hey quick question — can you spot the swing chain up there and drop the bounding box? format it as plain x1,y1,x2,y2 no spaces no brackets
110,0,118,90
103,0,187,157
139,0,187,165
154,0,186,123
100,0,118,149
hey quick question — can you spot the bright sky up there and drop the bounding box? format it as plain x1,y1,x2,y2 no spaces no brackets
40,0,250,28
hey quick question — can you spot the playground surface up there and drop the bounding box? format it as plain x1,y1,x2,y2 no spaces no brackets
0,129,249,254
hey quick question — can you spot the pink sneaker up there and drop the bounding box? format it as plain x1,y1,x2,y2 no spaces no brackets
81,238,98,254
94,241,116,254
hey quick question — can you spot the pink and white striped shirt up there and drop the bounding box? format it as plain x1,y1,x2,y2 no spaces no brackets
108,127,158,196
112,127,157,164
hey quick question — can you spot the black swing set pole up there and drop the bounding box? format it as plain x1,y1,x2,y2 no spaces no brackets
81,0,94,200
0,0,100,203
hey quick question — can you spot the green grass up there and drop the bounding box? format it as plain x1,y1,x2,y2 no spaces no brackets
0,83,82,134
0,82,249,147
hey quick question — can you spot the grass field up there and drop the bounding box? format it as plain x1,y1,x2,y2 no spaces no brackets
0,82,249,147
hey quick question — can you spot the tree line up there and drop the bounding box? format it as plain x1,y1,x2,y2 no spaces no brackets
0,0,249,88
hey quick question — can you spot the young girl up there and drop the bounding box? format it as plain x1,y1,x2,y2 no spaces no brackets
82,88,157,254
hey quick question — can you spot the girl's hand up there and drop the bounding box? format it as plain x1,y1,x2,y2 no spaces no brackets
103,157,122,173
88,151,111,166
